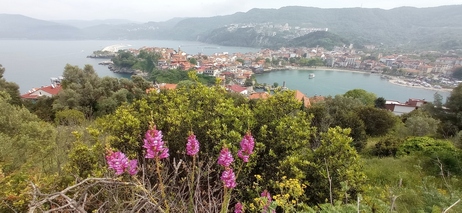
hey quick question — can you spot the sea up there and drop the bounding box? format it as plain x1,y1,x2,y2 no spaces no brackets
254,69,451,103
0,40,258,93
0,40,451,102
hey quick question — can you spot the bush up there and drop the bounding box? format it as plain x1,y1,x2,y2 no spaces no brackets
373,136,404,157
397,136,455,156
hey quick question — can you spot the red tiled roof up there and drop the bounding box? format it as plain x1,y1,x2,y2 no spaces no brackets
295,90,311,108
309,95,325,104
159,83,177,90
227,85,247,93
249,92,270,100
21,84,62,99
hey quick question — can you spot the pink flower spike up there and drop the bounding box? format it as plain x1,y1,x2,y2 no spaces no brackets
237,132,255,163
143,126,169,159
186,133,200,156
261,190,272,202
127,159,138,176
221,169,237,189
217,147,234,168
261,190,274,213
234,202,243,213
106,151,129,175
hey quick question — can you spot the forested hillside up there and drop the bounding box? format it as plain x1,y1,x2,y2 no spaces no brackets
1,63,462,212
1,5,462,50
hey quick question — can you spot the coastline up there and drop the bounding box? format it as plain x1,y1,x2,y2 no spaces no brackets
387,78,452,93
264,66,453,93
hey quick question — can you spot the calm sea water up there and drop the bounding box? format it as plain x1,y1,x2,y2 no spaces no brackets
254,69,451,103
0,40,259,93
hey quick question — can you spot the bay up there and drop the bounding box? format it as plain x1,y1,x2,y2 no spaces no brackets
0,40,452,102
254,69,451,103
0,40,259,93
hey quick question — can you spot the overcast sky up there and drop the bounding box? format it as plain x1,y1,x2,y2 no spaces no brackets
1,0,461,22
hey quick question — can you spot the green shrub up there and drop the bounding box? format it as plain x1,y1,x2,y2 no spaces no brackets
373,136,404,157
397,137,455,156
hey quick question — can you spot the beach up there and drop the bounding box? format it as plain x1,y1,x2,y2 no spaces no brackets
387,78,453,93
267,66,454,93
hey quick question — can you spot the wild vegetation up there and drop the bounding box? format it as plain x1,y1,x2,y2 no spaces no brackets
1,64,462,212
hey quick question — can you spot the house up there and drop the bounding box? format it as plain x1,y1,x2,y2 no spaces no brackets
249,92,270,100
294,90,311,108
309,95,325,105
21,84,62,100
226,85,248,95
385,98,427,115
146,83,178,93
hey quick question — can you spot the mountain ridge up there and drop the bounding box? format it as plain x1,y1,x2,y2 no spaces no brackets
1,5,461,50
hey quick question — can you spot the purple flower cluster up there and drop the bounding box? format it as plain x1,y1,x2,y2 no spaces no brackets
217,147,234,168
217,147,236,189
234,202,243,213
237,132,255,163
106,151,138,176
186,133,200,156
143,126,169,159
221,168,237,189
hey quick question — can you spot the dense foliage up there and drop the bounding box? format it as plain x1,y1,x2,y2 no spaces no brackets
1,65,462,212
112,49,160,72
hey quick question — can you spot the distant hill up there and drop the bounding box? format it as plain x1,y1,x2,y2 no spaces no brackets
1,5,462,50
53,19,140,29
0,14,81,39
287,31,350,50
193,5,462,50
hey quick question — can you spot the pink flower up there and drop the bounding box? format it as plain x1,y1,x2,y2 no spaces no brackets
221,169,237,189
186,133,200,156
261,190,272,202
217,147,234,168
261,190,274,213
237,132,255,163
143,126,169,159
127,159,138,176
234,202,243,213
106,151,138,176
106,151,129,175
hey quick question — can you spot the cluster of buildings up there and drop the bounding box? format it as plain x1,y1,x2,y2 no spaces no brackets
22,45,461,119
225,22,328,39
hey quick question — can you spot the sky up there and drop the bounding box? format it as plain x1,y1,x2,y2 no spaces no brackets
1,0,461,22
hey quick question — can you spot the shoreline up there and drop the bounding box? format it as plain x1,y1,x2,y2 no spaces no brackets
263,66,453,93
387,78,452,93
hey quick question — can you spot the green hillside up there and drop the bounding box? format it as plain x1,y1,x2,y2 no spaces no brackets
1,5,462,50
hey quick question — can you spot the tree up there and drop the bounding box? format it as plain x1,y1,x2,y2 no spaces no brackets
188,57,197,65
236,58,244,65
306,127,366,205
373,136,404,157
0,64,22,106
307,95,368,150
344,89,377,106
0,91,61,211
451,66,462,80
55,109,85,126
374,97,386,109
404,110,440,136
357,107,397,136
273,82,279,87
54,64,150,118
244,78,253,87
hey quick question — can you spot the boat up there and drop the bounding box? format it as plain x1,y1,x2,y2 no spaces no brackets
309,73,315,79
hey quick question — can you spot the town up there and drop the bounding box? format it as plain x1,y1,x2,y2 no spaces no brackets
94,43,462,92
